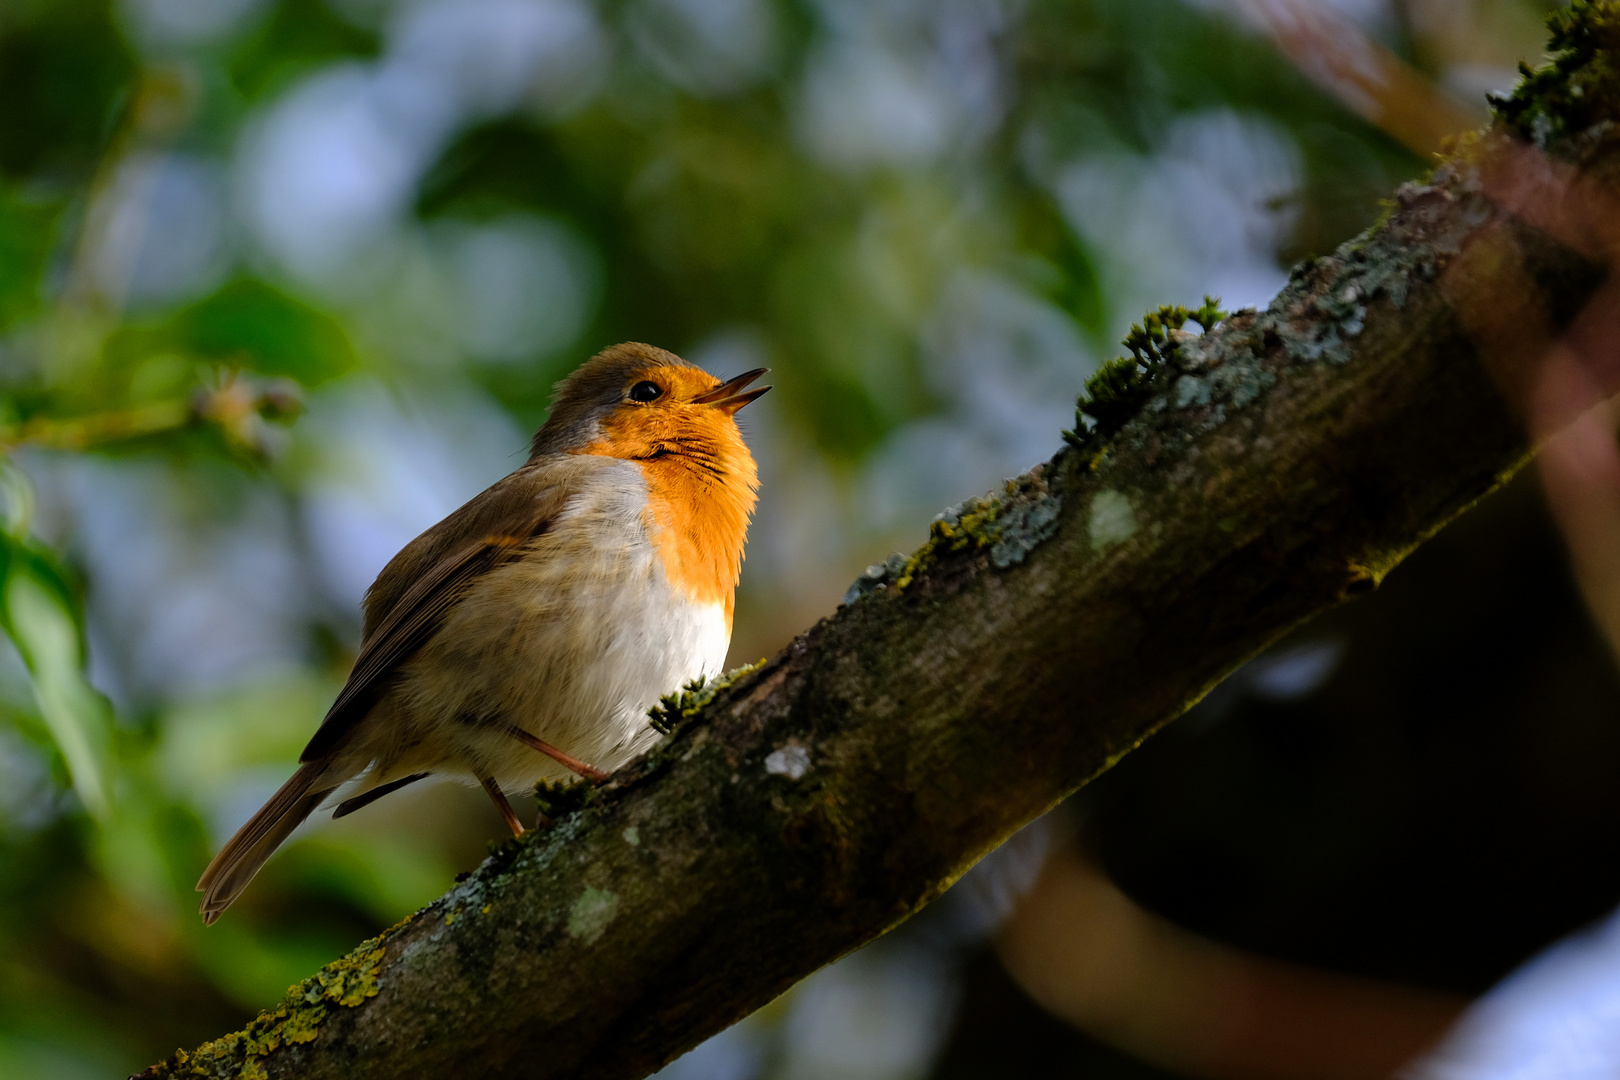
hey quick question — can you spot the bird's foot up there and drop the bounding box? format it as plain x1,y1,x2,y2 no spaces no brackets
504,725,610,784
478,774,525,838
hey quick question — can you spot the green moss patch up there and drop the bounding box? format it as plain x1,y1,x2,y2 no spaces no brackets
1067,297,1227,446
1492,1,1620,156
647,660,768,736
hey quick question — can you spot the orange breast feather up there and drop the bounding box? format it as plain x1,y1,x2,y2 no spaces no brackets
562,364,760,628
638,454,756,630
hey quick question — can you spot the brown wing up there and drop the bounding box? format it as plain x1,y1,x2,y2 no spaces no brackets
299,459,587,762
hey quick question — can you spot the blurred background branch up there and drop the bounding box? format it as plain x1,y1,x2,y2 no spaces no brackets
997,841,1468,1080
1228,0,1482,155
0,373,302,455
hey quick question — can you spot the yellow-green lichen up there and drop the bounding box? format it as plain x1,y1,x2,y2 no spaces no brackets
843,468,1063,607
137,936,390,1078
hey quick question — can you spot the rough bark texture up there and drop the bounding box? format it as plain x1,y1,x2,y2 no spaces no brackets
138,12,1620,1078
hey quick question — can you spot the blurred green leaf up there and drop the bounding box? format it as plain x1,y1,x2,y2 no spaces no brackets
0,1031,123,1080
177,279,360,386
0,0,134,183
193,917,364,1009
226,0,381,104
287,834,459,924
0,464,113,818
94,278,357,409
0,545,114,818
0,184,61,330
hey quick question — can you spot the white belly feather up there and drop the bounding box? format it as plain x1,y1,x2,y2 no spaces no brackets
353,462,732,792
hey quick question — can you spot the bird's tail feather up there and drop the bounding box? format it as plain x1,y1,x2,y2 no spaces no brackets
196,761,330,925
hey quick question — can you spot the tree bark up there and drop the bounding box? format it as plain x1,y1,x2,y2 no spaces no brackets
136,25,1620,1080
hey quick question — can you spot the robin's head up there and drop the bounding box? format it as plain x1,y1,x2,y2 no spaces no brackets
529,343,769,479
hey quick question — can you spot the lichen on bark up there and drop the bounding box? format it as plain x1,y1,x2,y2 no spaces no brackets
142,936,390,1079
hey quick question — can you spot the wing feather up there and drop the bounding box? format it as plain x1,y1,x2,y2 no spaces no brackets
299,459,591,762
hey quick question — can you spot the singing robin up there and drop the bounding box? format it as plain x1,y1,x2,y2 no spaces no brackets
197,342,768,924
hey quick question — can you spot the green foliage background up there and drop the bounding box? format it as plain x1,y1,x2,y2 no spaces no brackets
0,0,1549,1074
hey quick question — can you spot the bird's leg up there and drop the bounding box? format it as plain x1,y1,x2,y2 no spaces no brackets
503,725,610,784
478,774,525,837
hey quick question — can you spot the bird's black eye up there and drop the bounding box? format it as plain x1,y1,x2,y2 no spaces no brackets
628,380,663,403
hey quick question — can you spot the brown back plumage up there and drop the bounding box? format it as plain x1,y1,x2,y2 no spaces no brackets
195,466,587,921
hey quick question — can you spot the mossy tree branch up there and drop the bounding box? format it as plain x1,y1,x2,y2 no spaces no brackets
137,7,1620,1078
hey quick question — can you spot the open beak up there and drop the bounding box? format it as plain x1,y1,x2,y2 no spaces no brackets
692,367,771,414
